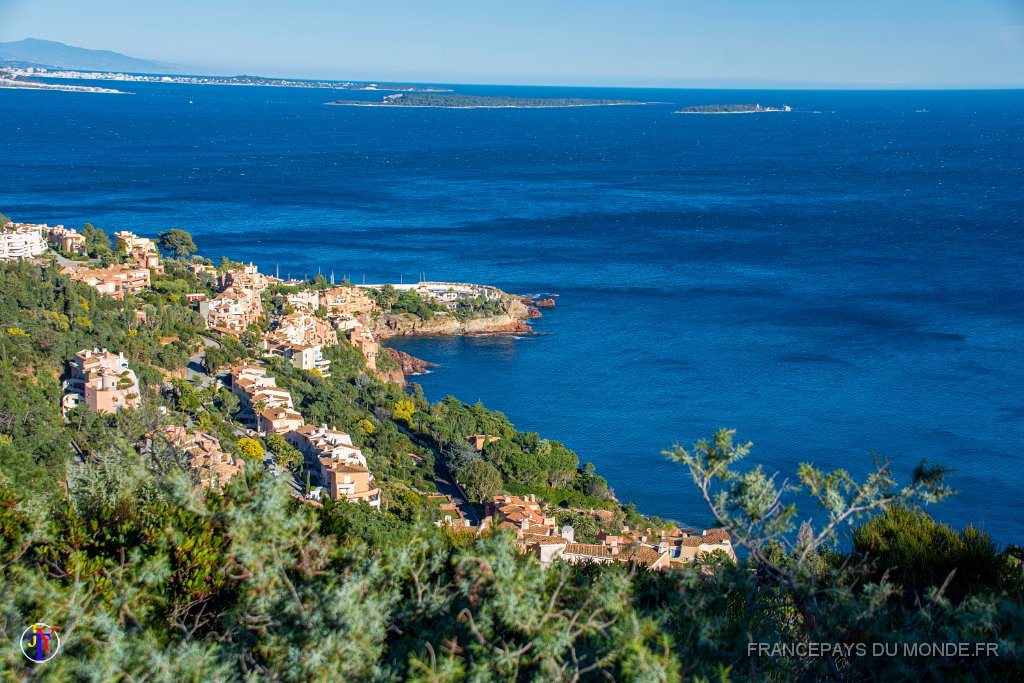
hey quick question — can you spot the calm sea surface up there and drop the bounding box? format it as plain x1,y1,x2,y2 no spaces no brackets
2,82,1022,541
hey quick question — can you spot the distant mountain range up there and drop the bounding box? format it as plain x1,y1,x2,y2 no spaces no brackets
0,38,185,74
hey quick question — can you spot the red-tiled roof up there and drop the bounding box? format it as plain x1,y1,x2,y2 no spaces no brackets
702,528,732,543
619,545,666,565
564,543,613,558
518,533,568,546
319,458,367,473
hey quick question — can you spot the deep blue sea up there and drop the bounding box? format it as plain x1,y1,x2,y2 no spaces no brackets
2,82,1022,542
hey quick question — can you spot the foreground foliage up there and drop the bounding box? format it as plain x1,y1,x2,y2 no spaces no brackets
0,432,1019,682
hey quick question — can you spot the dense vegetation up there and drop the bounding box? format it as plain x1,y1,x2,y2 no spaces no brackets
0,222,1021,681
330,94,644,108
367,284,513,324
371,284,447,320
448,294,506,322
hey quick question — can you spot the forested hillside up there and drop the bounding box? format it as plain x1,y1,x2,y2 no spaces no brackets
0,223,1021,681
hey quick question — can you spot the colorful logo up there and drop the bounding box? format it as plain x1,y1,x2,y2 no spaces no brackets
20,623,60,663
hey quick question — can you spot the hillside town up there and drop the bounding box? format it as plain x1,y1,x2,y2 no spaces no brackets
2,215,734,573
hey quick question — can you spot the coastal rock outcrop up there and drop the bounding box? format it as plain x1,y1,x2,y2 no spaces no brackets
385,348,438,377
366,298,535,339
534,298,556,308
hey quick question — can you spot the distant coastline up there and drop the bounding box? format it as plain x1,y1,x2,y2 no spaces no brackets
329,93,649,109
0,76,125,94
1,67,451,92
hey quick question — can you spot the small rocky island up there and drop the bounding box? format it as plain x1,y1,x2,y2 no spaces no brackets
675,103,791,114
329,93,646,108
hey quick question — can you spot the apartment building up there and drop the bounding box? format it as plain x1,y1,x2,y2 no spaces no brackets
0,223,47,261
285,424,366,468
228,365,304,435
200,287,261,334
261,312,337,375
286,424,379,508
64,264,152,299
321,285,378,315
221,264,270,297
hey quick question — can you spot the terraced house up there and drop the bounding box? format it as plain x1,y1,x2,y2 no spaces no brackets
228,365,304,435
655,527,737,564
159,425,244,490
63,347,140,414
559,542,671,570
114,230,163,274
261,311,337,375
220,263,271,296
199,264,273,333
483,494,558,536
40,223,86,255
286,424,380,508
321,285,378,317
63,263,151,299
482,494,728,571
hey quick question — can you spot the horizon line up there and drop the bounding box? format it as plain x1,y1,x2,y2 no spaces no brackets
15,66,1024,92
4,38,1023,91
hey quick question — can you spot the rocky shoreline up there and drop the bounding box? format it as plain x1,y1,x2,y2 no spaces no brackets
386,347,438,375
370,313,534,338
374,294,546,384
368,297,537,339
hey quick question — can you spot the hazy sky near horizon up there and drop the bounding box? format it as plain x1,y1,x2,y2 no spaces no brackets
2,0,1023,87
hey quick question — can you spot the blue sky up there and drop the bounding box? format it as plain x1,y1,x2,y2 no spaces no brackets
2,0,1023,87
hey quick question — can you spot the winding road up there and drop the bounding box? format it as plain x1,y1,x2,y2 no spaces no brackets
185,336,220,389
400,426,480,525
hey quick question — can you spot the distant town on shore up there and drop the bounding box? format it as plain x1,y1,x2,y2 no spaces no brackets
0,65,452,93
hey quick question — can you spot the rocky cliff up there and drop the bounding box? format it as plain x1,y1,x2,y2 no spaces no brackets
366,298,534,339
377,347,440,387
385,348,438,377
